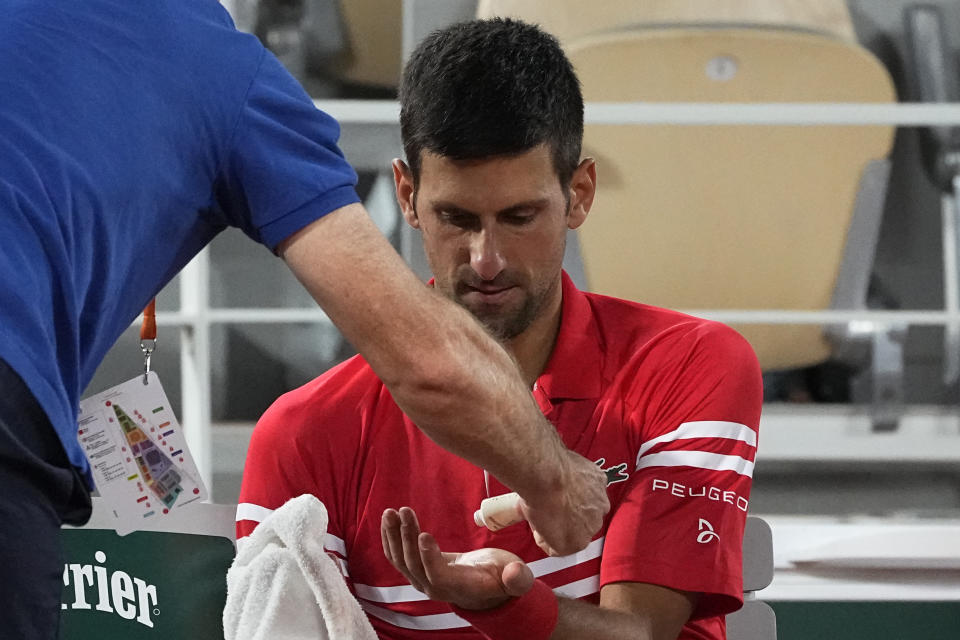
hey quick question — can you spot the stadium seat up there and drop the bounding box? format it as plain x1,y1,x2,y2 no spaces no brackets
562,25,895,371
903,3,960,388
477,0,857,44
321,0,403,90
727,516,777,640
60,498,236,639
477,0,902,427
237,0,402,94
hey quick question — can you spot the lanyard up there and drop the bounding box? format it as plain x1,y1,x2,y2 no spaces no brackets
140,298,157,384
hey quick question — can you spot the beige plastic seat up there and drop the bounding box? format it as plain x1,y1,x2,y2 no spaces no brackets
568,27,895,370
326,0,402,90
477,0,857,44
481,0,896,371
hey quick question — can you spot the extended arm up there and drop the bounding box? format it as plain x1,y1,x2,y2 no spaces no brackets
551,583,696,640
279,204,608,555
381,507,697,640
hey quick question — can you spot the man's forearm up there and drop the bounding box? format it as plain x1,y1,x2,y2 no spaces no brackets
550,597,652,640
549,582,695,640
456,592,657,640
376,280,570,499
279,204,567,497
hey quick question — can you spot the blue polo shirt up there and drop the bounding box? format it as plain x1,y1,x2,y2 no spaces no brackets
0,0,360,483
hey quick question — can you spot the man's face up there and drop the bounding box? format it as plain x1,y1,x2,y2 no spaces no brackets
394,144,594,341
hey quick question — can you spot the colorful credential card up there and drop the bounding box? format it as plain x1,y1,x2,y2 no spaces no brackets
77,371,207,535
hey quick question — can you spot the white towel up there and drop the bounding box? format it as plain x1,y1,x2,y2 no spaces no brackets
223,494,378,640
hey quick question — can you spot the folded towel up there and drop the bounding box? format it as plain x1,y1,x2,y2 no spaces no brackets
224,494,377,640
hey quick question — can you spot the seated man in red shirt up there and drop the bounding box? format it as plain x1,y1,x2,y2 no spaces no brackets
237,17,762,640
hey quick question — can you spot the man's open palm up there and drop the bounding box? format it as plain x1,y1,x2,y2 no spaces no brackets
381,507,535,610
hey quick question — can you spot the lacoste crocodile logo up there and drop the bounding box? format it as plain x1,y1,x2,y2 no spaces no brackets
595,457,629,486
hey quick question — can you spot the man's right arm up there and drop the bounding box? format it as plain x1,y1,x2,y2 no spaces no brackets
278,202,608,555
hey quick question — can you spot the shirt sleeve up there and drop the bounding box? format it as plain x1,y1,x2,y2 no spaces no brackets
235,391,324,541
217,47,360,250
236,357,372,578
599,321,762,620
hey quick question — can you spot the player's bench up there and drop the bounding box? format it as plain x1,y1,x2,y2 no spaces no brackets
61,500,774,638
727,516,777,639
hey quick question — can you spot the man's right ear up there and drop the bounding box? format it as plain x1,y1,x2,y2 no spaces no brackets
392,158,420,229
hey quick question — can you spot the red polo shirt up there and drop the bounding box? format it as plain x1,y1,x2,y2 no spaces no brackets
237,272,762,640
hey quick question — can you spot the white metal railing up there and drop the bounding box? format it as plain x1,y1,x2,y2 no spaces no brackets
153,309,960,326
209,404,960,476
758,513,960,601
943,178,960,382
162,100,960,491
178,250,212,490
317,99,960,125
156,309,334,325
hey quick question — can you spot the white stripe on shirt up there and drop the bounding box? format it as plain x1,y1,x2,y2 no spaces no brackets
324,533,347,557
354,582,428,603
236,502,274,524
353,537,605,604
359,576,602,631
528,536,605,577
637,421,756,458
636,450,755,477
360,601,471,630
553,574,600,599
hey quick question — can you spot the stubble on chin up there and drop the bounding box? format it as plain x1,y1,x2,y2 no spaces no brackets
460,293,538,342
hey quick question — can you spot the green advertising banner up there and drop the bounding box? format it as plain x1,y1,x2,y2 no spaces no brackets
771,601,960,640
60,529,235,639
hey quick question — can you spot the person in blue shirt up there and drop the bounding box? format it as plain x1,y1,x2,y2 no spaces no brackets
0,1,610,636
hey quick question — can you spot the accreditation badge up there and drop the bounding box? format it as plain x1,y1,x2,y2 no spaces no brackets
77,371,208,535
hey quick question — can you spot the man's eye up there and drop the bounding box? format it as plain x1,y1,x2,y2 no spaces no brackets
504,214,534,226
440,212,476,228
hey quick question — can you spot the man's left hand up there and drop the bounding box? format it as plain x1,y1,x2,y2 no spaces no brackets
381,506,534,610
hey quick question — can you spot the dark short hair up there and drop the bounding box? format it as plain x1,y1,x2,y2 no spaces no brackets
399,18,583,189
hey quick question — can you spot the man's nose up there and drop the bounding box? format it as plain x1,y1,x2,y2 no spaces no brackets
469,230,506,281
